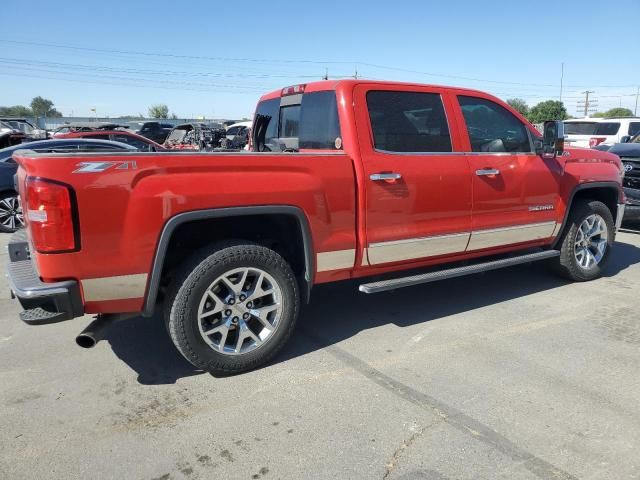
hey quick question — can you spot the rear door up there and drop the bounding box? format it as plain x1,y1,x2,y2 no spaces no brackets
453,94,561,251
354,84,473,266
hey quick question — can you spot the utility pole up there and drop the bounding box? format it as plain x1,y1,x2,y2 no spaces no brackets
559,62,564,102
635,86,639,116
577,90,596,117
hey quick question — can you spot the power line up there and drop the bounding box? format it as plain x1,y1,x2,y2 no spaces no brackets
2,38,637,90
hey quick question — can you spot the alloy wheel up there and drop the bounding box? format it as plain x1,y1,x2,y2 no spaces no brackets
574,214,608,270
0,196,24,231
197,267,283,355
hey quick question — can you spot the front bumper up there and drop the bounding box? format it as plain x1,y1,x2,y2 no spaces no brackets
623,187,640,221
7,231,83,325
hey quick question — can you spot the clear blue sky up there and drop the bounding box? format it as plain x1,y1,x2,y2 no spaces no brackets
1,0,638,119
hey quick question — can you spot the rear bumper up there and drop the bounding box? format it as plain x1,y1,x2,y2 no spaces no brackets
7,231,83,325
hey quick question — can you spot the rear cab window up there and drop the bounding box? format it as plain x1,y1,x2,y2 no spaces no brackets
252,89,341,152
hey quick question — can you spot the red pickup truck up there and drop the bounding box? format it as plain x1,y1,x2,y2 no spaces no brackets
8,80,625,375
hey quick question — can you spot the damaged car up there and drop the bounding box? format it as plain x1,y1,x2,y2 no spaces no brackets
163,123,226,151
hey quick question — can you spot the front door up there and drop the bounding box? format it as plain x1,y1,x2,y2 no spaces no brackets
354,85,473,266
452,94,561,251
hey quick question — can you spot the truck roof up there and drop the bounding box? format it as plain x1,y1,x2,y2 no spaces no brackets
258,79,492,102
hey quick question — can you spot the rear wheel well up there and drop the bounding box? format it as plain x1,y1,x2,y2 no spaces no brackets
158,213,309,303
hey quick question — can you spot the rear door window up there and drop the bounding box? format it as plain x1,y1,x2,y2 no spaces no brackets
458,96,531,153
628,122,640,136
366,91,452,153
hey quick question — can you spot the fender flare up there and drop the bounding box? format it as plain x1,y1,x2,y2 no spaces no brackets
551,181,621,249
142,205,314,317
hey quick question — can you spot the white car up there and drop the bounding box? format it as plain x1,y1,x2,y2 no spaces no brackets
588,117,640,147
564,118,601,148
564,117,640,148
225,121,252,149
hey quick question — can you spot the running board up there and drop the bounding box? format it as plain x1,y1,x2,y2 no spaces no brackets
359,250,560,294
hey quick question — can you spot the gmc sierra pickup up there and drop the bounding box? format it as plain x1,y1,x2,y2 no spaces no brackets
8,80,625,375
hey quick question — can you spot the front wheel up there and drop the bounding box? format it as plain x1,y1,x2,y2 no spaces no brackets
166,243,300,375
556,199,614,281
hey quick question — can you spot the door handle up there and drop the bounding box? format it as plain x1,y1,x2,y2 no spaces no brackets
370,172,402,181
475,168,500,176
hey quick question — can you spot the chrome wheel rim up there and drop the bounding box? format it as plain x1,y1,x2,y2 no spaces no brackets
197,267,283,355
0,196,24,231
574,214,608,270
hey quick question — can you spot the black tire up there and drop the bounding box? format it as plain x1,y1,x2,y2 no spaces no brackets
556,199,615,281
0,191,23,233
166,242,300,376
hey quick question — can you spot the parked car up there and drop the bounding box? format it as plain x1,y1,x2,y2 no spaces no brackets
51,122,128,138
8,80,624,376
598,133,640,221
163,123,225,150
0,139,137,233
0,121,26,149
564,118,601,148
588,117,640,148
130,121,173,144
223,121,252,149
56,129,165,151
0,118,47,141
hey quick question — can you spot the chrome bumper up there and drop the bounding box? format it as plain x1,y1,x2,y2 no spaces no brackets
616,203,625,231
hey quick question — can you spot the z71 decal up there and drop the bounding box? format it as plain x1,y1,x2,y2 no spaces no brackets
73,161,137,173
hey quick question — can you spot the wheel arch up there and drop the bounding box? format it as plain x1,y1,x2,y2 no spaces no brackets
552,181,621,248
142,206,314,317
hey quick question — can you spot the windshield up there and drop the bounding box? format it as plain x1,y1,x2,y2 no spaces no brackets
594,122,620,135
564,122,598,135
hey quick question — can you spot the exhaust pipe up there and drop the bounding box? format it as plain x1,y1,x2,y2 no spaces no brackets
76,313,134,348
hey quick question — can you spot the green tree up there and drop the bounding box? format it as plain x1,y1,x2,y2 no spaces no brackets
528,100,568,124
506,98,529,117
603,107,633,118
148,104,169,119
30,96,62,117
0,105,33,116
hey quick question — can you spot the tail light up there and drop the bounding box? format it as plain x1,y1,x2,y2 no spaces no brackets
589,137,606,147
24,177,78,253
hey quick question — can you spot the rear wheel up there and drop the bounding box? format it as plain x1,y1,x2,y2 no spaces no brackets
556,199,614,281
166,243,299,375
0,192,24,233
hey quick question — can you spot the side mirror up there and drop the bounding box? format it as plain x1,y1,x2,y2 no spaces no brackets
620,136,631,143
541,120,564,158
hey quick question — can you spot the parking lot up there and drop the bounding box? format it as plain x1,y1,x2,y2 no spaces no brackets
0,227,639,480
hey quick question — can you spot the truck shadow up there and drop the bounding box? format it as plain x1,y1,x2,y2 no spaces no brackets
102,240,640,384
